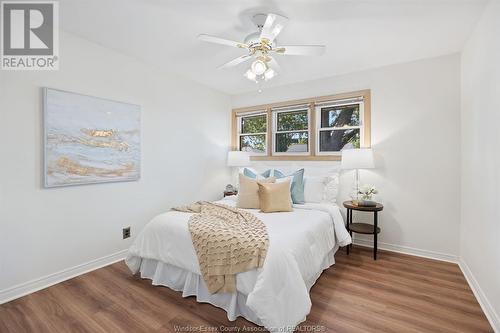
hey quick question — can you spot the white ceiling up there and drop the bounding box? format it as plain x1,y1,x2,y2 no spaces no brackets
59,0,488,95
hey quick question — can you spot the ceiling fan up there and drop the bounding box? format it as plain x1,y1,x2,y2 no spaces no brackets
198,13,326,84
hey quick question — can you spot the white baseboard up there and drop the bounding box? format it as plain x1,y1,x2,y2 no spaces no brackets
352,238,459,263
0,249,128,305
459,259,500,333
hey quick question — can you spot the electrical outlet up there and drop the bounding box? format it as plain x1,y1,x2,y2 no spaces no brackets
122,227,131,239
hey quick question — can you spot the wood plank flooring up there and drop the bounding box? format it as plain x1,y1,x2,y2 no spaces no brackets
0,247,493,333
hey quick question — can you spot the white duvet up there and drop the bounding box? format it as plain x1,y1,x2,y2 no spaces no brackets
126,198,351,331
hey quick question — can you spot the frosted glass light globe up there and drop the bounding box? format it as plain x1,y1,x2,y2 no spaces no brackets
244,69,256,81
251,60,267,75
264,68,275,80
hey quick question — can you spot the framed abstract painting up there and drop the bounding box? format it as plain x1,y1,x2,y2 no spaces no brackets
43,88,141,187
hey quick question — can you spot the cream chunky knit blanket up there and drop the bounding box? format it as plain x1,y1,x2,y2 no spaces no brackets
172,202,269,294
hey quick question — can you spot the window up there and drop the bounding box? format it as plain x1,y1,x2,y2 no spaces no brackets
316,99,364,155
231,90,370,160
237,112,267,154
272,106,309,155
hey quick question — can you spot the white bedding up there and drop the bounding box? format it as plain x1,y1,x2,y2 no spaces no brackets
126,198,351,331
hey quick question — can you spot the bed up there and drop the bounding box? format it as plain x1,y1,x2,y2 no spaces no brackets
126,196,351,331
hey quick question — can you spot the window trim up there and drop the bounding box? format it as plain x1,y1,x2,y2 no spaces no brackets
237,111,268,155
315,100,365,156
272,107,311,156
231,89,371,161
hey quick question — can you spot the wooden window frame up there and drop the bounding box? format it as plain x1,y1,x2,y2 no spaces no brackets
231,89,371,161
272,107,310,156
315,99,365,156
236,111,268,155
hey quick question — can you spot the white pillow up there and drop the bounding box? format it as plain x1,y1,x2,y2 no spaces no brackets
303,174,339,203
303,176,326,203
323,174,339,203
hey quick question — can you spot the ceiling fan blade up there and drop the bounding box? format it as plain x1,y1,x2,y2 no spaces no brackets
198,34,248,49
218,54,253,69
259,13,288,43
274,45,326,56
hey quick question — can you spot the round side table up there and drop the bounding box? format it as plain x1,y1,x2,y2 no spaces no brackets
343,200,384,260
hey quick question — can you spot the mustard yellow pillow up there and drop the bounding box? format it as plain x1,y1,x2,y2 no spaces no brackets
237,174,275,209
257,180,293,213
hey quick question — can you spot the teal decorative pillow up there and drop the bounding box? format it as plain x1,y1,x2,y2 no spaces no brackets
243,168,272,179
273,169,305,204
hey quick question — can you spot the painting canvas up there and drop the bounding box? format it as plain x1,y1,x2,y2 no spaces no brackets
44,88,141,187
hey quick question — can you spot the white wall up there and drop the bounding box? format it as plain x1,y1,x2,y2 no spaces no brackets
232,54,461,260
0,32,231,298
461,0,500,329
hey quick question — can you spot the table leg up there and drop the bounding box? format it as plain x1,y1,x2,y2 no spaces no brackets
346,209,351,255
349,209,353,250
374,211,378,260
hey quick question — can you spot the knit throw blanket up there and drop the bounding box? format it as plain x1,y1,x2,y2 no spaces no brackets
172,202,269,294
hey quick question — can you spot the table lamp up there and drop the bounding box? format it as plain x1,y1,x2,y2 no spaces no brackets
341,148,375,201
227,151,250,190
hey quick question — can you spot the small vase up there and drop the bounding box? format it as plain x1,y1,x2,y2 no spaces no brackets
359,194,376,207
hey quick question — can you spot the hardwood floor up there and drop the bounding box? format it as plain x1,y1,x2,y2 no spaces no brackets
0,247,493,333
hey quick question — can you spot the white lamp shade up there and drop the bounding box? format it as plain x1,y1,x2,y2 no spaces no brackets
341,148,375,169
227,151,250,167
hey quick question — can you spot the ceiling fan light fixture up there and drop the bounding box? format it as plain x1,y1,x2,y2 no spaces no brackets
244,69,257,81
199,13,327,86
264,68,275,81
251,59,267,75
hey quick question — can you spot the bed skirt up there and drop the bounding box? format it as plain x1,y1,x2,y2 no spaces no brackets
135,244,339,327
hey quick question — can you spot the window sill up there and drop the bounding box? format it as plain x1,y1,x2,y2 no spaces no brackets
250,155,341,161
